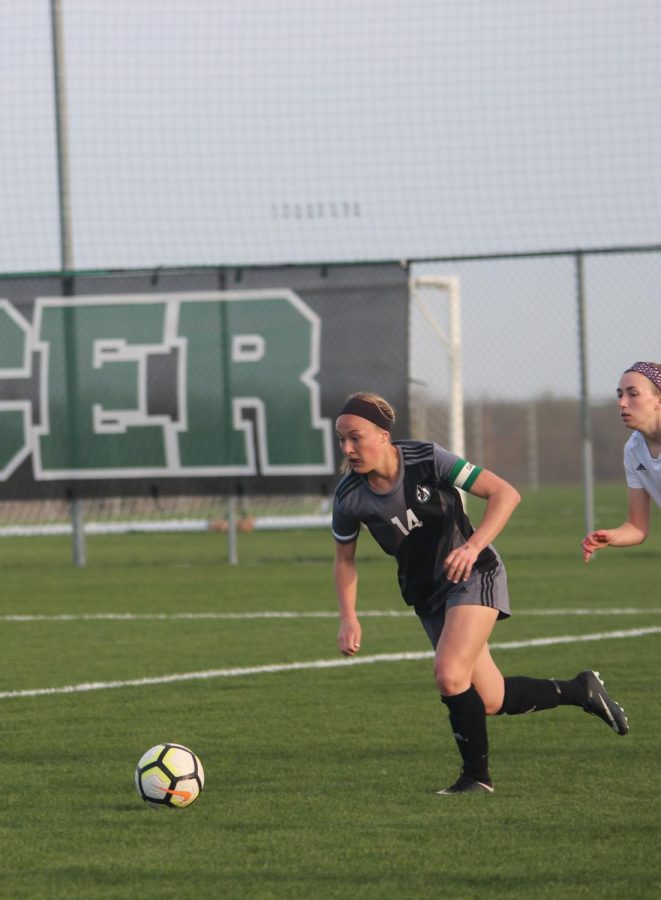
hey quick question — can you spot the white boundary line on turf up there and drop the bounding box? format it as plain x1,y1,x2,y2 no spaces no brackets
1,626,660,701
1,607,660,622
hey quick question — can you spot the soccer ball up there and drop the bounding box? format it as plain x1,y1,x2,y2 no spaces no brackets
135,743,205,809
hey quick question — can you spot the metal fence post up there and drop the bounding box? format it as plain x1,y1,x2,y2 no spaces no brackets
576,252,595,536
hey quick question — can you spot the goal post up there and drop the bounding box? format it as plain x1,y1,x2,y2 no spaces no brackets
408,274,465,459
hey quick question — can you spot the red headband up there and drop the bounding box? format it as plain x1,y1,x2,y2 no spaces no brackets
625,361,661,391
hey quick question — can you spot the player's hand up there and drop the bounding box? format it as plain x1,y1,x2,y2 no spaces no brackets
444,543,479,583
581,530,611,563
337,616,362,657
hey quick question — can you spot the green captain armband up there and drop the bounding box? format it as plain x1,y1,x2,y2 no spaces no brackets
448,458,482,491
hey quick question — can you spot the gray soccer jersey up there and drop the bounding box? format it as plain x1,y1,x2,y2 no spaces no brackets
332,440,501,616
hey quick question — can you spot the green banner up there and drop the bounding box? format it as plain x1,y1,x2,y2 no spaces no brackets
0,265,409,497
32,292,333,479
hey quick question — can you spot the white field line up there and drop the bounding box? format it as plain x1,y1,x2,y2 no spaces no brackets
1,607,660,622
0,626,660,701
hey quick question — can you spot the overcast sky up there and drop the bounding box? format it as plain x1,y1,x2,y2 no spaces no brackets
1,0,659,399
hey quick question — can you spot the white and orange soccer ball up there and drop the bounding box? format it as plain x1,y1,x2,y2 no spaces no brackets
135,743,205,809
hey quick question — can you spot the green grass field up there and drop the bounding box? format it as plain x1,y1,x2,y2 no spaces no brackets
0,486,659,899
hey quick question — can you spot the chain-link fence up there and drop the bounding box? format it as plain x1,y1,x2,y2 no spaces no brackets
0,247,658,550
1,2,659,559
409,248,661,488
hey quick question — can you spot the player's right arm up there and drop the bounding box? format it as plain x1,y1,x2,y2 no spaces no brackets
581,487,650,562
334,538,362,656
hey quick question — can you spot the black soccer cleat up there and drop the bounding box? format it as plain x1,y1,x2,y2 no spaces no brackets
575,670,629,735
436,774,494,796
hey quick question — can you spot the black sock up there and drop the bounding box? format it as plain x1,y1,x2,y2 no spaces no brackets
441,686,490,784
497,676,582,716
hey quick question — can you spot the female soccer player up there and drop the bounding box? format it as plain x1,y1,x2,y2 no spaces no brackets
582,361,661,561
332,392,628,796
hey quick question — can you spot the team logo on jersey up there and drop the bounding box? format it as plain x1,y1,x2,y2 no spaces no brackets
416,485,431,503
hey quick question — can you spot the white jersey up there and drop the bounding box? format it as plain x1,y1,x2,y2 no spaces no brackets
623,431,661,508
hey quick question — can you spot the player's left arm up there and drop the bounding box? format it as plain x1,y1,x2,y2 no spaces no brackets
444,469,521,584
581,487,651,561
623,486,651,540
